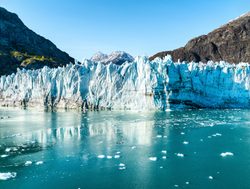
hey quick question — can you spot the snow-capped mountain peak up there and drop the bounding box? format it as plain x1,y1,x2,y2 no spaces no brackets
90,52,108,62
90,51,134,65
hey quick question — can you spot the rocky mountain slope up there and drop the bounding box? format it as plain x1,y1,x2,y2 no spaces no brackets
150,12,250,64
0,7,74,76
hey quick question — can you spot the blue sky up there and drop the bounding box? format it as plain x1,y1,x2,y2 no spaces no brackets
1,0,250,61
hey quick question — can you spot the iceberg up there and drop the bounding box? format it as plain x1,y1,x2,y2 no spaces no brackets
1,56,250,110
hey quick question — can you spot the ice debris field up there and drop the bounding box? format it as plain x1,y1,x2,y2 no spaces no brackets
1,56,250,110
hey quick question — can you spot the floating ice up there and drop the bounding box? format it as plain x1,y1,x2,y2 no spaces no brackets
161,150,167,154
208,176,213,180
97,155,105,159
119,167,126,170
212,133,222,137
1,154,8,158
2,56,250,110
119,163,125,167
183,141,189,144
162,156,167,159
106,156,112,159
5,148,11,152
0,172,17,180
185,182,190,185
156,135,162,138
25,161,32,166
131,146,136,149
149,157,157,161
176,153,184,157
36,161,43,165
114,155,120,159
180,132,185,135
220,152,234,157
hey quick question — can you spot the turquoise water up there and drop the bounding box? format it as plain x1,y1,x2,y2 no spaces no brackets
0,108,250,189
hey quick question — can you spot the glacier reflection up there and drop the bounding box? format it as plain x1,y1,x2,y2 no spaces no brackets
1,111,170,152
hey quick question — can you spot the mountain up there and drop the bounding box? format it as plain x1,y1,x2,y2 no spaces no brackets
150,12,250,64
0,7,74,76
91,51,134,65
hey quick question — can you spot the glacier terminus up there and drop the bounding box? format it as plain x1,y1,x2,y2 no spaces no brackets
0,55,250,110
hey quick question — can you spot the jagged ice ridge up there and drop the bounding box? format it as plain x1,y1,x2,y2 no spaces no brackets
0,56,250,110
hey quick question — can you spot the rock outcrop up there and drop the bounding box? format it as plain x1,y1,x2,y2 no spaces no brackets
0,7,74,76
150,12,250,64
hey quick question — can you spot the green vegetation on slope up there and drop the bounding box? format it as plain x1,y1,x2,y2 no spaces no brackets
10,51,55,67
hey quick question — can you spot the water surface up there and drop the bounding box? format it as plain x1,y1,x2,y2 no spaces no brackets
0,108,250,189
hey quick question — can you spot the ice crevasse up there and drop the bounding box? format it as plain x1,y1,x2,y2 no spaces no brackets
0,55,250,110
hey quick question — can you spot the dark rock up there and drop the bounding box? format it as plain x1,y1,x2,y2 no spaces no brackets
150,13,250,64
0,7,75,76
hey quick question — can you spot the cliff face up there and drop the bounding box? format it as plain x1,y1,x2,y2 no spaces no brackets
1,57,250,110
0,7,74,76
150,13,250,64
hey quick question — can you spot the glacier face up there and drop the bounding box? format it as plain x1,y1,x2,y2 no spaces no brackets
0,56,250,110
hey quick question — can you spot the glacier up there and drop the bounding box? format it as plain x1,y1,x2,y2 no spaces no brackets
0,55,250,110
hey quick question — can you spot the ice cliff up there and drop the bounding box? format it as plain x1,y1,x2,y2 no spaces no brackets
0,56,250,110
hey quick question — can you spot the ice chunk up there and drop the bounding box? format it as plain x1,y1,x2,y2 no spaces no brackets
149,157,157,161
0,172,17,180
161,150,167,154
220,152,234,157
1,154,8,158
25,161,32,166
183,141,189,144
97,155,105,159
176,153,184,157
36,161,43,165
118,163,126,170
106,156,112,159
114,155,120,159
208,176,213,180
212,133,222,137
5,148,11,152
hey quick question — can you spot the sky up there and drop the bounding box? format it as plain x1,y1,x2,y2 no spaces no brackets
0,0,250,61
